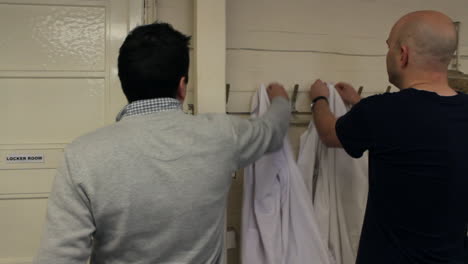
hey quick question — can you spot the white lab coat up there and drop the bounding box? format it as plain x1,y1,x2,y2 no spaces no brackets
241,85,331,264
297,84,368,264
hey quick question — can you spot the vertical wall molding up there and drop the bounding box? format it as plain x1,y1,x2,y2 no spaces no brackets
193,0,226,114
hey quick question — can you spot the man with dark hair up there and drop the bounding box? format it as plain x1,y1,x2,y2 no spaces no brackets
118,23,191,101
34,22,291,264
309,11,468,263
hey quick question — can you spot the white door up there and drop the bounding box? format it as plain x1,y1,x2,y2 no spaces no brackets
0,1,142,263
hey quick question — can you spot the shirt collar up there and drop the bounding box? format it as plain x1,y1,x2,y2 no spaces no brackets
116,97,182,121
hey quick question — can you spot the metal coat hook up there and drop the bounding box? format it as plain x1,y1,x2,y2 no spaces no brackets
226,83,231,104
452,22,461,71
188,104,195,115
225,83,250,115
291,84,299,113
358,86,364,96
386,86,392,93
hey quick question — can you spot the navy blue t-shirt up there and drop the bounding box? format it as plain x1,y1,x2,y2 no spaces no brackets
336,88,468,264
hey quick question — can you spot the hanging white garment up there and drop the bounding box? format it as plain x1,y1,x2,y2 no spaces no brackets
297,83,368,264
241,85,331,264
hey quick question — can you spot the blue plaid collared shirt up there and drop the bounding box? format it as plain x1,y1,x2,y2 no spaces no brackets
116,98,182,121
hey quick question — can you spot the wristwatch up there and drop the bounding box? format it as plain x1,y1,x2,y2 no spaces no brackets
310,96,328,110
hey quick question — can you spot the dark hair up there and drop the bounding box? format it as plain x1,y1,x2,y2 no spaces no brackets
118,22,191,102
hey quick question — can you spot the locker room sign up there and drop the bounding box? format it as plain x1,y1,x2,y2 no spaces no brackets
6,154,45,164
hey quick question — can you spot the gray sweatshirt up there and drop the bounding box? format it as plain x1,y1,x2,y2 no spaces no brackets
33,97,291,264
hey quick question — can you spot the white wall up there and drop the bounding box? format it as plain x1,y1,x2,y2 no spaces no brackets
226,0,468,113
154,0,468,114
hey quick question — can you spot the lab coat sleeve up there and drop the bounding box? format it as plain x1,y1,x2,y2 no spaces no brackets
335,98,373,158
33,150,95,264
230,97,291,168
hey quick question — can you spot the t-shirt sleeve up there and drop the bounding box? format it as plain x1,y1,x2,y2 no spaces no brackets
335,99,373,158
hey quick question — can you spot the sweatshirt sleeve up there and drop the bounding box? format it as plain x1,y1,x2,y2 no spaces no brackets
229,97,291,169
33,150,95,264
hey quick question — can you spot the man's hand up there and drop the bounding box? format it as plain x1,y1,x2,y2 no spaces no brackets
309,79,330,101
335,82,361,105
267,83,289,101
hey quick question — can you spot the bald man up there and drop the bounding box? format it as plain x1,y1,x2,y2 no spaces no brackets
309,11,468,263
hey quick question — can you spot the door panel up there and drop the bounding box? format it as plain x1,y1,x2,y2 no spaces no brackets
1,78,105,144
0,3,105,71
0,199,49,261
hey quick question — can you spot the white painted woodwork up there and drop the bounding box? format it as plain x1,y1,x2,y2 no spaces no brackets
0,1,143,263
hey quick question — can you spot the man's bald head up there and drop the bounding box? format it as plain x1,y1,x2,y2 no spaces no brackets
389,10,457,70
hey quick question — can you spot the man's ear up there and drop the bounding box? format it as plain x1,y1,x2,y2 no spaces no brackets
177,76,187,101
400,45,409,68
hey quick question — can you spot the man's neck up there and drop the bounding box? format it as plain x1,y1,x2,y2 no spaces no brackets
401,71,457,96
